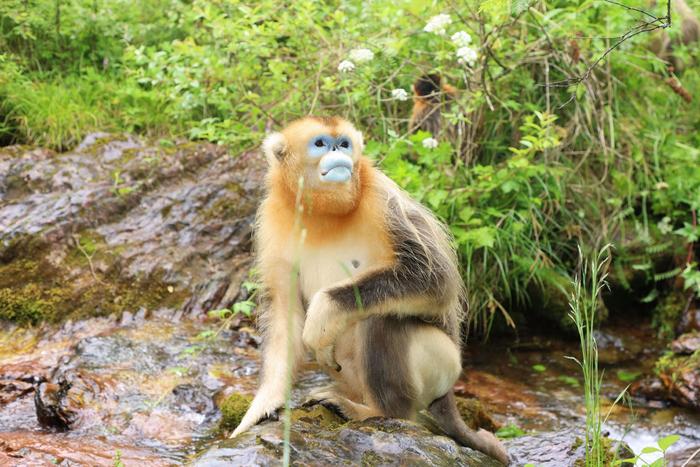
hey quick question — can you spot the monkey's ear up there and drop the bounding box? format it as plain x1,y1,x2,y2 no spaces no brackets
351,129,365,155
262,132,287,165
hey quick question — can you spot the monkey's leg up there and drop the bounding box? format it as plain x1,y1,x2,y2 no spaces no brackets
411,327,510,466
231,294,305,438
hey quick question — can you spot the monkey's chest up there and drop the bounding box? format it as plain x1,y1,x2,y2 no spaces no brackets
298,240,375,303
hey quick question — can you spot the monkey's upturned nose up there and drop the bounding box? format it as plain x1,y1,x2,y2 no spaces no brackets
319,152,353,182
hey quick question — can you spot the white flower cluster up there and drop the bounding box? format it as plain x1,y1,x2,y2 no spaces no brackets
422,137,439,149
337,60,355,72
450,30,478,66
391,88,409,101
456,46,478,66
349,48,374,63
423,14,452,35
338,48,374,73
451,31,472,47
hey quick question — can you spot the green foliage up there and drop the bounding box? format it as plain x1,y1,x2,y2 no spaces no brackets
568,245,611,467
558,375,580,387
1,0,699,333
615,434,680,466
616,369,641,383
495,423,527,439
112,449,125,467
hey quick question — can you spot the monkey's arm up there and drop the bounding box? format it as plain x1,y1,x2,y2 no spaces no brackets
303,204,459,367
231,263,305,437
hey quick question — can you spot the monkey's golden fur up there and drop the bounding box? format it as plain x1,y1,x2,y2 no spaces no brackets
233,116,509,465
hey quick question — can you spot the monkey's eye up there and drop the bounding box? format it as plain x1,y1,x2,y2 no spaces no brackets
339,140,350,149
314,139,325,147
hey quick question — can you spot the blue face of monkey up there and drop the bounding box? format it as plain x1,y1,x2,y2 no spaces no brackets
307,135,354,183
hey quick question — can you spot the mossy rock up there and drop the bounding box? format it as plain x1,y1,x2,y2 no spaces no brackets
218,393,254,431
654,344,700,409
570,435,634,467
0,284,68,324
455,397,500,432
217,394,347,433
0,234,187,324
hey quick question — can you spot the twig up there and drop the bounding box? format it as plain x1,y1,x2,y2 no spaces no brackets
545,0,672,87
72,234,104,284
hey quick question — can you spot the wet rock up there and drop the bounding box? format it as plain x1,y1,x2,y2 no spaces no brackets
671,331,700,355
0,431,170,466
0,379,33,405
630,376,670,403
676,299,700,335
638,333,700,410
195,407,503,467
505,429,633,467
1,134,265,323
657,358,700,410
0,318,263,461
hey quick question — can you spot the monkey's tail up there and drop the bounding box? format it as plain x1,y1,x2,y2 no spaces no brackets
428,390,511,466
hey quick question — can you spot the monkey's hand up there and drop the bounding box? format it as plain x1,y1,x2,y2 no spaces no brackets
302,291,348,370
230,387,284,438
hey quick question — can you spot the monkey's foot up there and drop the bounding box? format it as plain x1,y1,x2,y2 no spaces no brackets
304,387,381,421
230,396,284,438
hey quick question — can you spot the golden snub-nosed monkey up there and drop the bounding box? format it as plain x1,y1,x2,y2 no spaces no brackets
232,116,509,465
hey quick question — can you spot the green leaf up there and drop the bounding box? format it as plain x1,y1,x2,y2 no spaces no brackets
511,0,530,16
458,207,475,224
532,364,546,373
616,369,641,383
641,446,661,454
657,434,680,451
233,300,255,316
557,375,579,387
465,227,496,249
208,308,231,319
427,189,448,209
196,330,215,340
501,180,519,194
495,424,526,439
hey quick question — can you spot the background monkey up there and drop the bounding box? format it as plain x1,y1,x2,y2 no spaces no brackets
649,0,699,73
232,116,509,465
409,73,458,137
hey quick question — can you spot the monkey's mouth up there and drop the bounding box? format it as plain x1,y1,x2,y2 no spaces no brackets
319,153,353,183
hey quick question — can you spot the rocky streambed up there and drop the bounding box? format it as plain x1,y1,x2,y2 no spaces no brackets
1,135,699,466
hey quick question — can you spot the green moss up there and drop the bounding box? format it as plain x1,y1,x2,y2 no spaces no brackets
360,451,386,466
0,284,53,324
0,233,187,325
571,436,634,466
291,405,346,429
216,395,348,433
652,293,685,340
218,393,253,431
200,196,240,220
656,349,700,381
